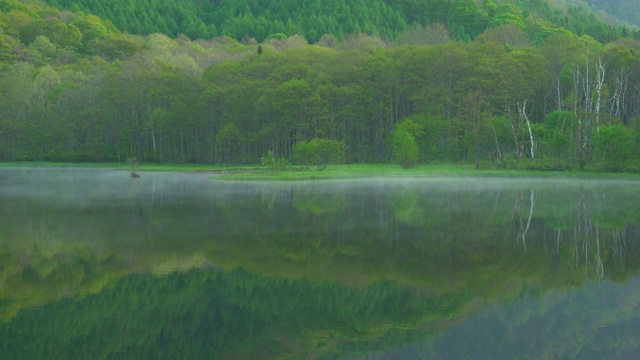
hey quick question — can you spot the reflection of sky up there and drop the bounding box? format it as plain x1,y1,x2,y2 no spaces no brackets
357,277,640,360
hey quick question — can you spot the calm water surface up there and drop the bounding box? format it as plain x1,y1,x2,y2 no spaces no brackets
1,167,640,359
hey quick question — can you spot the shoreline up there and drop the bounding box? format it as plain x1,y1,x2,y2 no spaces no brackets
3,162,639,181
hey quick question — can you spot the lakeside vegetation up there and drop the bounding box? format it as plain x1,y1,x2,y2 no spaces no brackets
215,163,640,181
4,162,640,181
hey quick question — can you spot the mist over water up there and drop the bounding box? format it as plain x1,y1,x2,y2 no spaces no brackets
1,167,640,359
0,167,214,206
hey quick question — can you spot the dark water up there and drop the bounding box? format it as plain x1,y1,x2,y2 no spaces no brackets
1,167,640,359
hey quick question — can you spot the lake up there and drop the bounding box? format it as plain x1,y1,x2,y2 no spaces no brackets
1,167,640,359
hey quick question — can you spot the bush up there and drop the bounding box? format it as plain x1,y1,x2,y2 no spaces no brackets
392,130,419,168
293,138,345,171
390,119,424,169
261,150,290,174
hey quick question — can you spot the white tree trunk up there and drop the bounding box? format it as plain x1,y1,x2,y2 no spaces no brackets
518,99,535,162
594,59,606,131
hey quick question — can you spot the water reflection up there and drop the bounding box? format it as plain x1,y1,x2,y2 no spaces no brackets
1,168,640,358
364,278,640,360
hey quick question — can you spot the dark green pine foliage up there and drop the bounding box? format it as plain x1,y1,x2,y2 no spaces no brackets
39,0,633,43
42,0,410,42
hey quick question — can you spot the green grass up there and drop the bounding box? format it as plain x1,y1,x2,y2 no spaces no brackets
214,163,640,181
215,164,469,181
3,162,640,181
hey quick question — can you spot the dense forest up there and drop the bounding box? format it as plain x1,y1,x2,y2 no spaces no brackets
1,0,640,170
39,0,635,43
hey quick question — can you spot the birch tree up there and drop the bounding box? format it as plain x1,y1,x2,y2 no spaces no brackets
571,47,607,168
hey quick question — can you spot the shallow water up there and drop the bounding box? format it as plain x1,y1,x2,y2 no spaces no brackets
1,167,640,359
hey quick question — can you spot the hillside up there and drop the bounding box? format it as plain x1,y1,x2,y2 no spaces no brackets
42,0,410,43
558,0,640,28
39,0,634,43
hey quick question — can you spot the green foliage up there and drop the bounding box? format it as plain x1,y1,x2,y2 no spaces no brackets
266,33,288,40
391,119,424,168
0,0,639,171
392,129,420,168
539,110,577,160
88,33,143,60
260,149,290,174
594,124,636,171
216,123,243,164
41,0,410,43
260,149,276,172
293,138,345,171
488,3,526,29
28,35,56,63
292,141,314,170
35,0,635,45
545,110,578,130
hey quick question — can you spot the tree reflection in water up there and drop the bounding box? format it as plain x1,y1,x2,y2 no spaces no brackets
1,168,640,358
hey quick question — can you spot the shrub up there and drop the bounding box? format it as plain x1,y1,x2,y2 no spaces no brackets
293,138,345,171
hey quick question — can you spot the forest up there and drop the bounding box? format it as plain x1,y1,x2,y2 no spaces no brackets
559,0,640,28
2,0,640,171
38,0,635,43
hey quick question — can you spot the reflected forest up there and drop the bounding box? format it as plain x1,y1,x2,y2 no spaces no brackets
1,169,640,358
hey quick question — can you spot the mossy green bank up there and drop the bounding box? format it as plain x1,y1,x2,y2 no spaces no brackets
4,162,640,181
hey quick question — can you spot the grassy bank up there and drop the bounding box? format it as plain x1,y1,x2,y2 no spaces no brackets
3,162,640,181
213,163,640,181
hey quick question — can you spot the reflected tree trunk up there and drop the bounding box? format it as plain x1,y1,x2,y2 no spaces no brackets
521,190,535,249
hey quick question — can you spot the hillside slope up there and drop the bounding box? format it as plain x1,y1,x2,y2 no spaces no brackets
558,0,640,28
39,0,634,43
42,0,410,43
